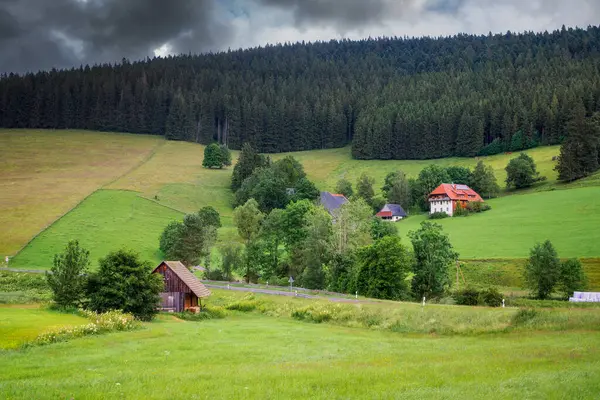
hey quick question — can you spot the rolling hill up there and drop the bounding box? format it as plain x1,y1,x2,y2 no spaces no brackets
3,130,600,285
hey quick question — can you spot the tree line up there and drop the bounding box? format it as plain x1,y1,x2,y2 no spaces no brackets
1,26,600,159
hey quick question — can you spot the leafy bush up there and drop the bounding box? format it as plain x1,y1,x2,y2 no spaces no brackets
453,287,503,307
453,287,481,306
175,305,227,321
429,211,449,219
292,305,334,323
480,287,503,307
466,202,491,213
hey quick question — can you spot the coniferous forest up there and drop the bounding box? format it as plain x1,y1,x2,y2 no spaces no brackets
2,26,600,159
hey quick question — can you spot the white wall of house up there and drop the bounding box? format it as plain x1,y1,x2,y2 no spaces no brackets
429,200,454,216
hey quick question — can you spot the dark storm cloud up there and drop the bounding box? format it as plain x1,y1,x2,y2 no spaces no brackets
0,0,230,73
258,0,391,28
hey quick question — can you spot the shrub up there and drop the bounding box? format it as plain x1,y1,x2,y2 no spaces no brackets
86,250,163,321
480,287,503,307
466,202,491,213
225,295,260,312
429,211,449,219
291,305,333,323
453,287,481,306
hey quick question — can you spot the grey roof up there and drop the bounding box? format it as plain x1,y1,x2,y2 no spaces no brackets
381,204,407,217
320,192,348,215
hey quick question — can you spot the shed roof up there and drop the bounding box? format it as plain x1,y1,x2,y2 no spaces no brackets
154,261,211,298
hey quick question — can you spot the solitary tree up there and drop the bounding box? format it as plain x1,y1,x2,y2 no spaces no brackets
86,250,163,321
523,240,561,299
335,179,353,198
409,222,458,299
203,143,225,169
233,199,265,282
505,153,543,189
46,240,90,308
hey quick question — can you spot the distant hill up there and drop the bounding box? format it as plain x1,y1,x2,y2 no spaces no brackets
1,26,600,159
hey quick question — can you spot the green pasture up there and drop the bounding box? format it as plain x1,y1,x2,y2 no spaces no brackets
398,186,600,259
0,312,599,399
0,306,87,350
10,190,182,270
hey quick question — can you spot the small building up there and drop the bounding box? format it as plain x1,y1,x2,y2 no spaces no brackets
376,204,407,221
320,191,349,216
152,261,211,312
428,184,483,217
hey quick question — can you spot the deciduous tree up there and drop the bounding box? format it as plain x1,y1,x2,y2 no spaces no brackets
523,240,561,299
46,240,90,308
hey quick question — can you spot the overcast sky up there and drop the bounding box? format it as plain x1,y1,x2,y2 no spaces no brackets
1,0,599,73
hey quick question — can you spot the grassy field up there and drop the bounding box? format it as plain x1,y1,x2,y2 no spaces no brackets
0,130,162,256
398,186,600,259
0,306,87,350
10,190,182,270
0,310,599,398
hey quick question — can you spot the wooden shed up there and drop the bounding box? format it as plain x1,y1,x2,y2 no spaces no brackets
152,261,211,312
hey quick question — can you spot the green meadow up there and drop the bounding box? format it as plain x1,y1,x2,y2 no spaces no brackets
1,302,599,399
10,190,182,270
398,186,600,259
0,306,87,350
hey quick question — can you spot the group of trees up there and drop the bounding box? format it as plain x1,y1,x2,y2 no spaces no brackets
523,240,587,299
232,144,319,213
2,27,600,159
47,240,162,320
225,192,458,301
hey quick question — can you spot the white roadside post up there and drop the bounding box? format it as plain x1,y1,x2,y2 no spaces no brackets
289,276,294,293
502,299,505,308
355,291,358,299
422,297,426,307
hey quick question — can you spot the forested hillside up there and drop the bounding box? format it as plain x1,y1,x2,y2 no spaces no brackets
1,26,600,159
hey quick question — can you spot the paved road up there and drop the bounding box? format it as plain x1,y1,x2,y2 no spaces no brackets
0,268,369,303
204,284,371,304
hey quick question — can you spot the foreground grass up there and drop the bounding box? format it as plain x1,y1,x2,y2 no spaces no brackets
398,186,600,258
0,306,87,350
0,313,599,399
10,190,182,270
0,129,162,255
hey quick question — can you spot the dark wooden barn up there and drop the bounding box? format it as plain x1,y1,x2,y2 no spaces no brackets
152,261,211,312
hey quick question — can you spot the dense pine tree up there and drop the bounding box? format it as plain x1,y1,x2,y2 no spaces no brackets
2,26,600,159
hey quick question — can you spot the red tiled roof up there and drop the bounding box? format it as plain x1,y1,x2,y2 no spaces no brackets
429,184,483,202
376,211,393,217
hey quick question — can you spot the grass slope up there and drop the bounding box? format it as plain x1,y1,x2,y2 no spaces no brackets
1,313,599,398
0,306,87,349
398,186,600,259
0,129,162,255
10,190,182,270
